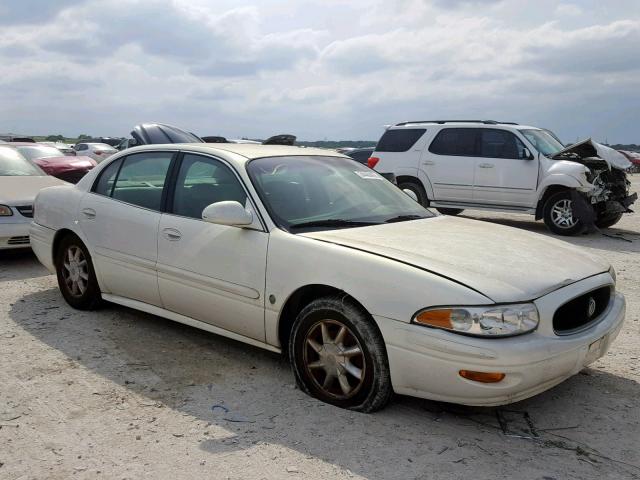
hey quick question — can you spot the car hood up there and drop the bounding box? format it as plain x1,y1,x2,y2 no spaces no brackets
551,138,632,170
34,155,96,172
301,216,610,303
0,175,67,204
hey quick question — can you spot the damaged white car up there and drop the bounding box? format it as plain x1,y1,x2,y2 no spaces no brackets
30,144,625,412
369,121,637,235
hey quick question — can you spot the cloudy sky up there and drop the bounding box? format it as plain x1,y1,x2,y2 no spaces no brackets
1,0,639,143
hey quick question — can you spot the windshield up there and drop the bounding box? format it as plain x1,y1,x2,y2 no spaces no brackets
520,129,564,157
0,148,44,176
247,155,433,231
17,145,63,161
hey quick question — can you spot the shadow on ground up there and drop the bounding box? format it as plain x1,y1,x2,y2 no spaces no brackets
9,287,640,480
0,250,49,282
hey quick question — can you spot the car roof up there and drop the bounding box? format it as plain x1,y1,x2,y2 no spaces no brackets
121,143,346,164
78,142,116,147
388,121,541,130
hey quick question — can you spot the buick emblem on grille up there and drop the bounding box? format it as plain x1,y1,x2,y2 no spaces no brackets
587,297,597,318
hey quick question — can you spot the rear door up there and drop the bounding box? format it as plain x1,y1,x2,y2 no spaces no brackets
473,129,538,206
422,128,477,202
372,128,426,175
78,151,175,306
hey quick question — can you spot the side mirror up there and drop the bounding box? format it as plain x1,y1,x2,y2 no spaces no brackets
522,147,534,160
202,201,253,226
403,189,419,202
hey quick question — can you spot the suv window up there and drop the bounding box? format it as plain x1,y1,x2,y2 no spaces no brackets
376,129,426,152
429,128,478,156
480,129,527,159
111,152,173,210
93,158,123,196
171,154,247,219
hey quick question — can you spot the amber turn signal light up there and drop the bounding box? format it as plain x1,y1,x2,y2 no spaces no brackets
459,370,506,383
414,309,453,328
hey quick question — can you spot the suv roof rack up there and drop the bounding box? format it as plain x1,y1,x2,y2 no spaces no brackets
395,120,518,126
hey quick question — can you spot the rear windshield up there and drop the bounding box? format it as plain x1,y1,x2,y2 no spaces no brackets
375,129,426,152
17,146,62,161
0,148,43,176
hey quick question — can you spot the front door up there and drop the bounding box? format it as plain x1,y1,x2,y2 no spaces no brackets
78,151,175,306
156,153,268,342
473,129,539,207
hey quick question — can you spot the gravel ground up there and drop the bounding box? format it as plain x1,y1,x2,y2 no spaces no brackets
1,176,639,480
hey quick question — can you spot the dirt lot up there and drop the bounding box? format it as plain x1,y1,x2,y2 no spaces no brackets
1,177,639,480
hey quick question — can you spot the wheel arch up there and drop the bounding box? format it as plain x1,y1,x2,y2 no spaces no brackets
277,284,373,356
52,228,80,266
535,184,572,220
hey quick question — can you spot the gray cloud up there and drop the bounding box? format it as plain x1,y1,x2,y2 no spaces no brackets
0,0,88,24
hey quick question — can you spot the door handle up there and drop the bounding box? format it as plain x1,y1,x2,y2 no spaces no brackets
162,228,182,241
478,163,494,168
422,160,435,165
81,208,96,219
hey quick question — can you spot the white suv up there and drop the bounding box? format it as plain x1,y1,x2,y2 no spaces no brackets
369,120,637,235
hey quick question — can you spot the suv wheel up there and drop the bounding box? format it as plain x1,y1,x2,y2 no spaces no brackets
543,191,584,235
397,180,428,206
436,208,464,216
55,234,102,310
289,296,392,413
595,211,623,229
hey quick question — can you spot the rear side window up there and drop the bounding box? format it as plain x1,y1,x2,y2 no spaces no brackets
480,129,527,159
93,158,123,196
111,152,173,210
375,129,426,152
429,128,478,156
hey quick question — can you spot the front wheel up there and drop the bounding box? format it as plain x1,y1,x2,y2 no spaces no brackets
289,296,392,412
543,191,584,235
55,234,102,310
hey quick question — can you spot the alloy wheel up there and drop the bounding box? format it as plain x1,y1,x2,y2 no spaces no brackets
550,199,577,229
61,245,89,297
303,319,366,399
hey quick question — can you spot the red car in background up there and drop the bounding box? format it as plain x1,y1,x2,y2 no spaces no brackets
619,150,640,173
7,143,97,183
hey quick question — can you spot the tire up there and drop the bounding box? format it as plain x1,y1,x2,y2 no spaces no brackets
436,208,464,216
289,295,392,413
595,211,623,229
397,180,428,206
543,191,584,236
55,234,102,310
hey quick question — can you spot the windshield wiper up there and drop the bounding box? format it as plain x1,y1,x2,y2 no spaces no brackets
290,219,380,229
384,214,426,223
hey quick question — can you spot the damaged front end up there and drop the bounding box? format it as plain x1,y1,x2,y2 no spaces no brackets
552,139,638,219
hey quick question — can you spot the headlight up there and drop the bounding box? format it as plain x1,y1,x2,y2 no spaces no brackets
609,266,616,284
413,303,539,337
0,205,13,216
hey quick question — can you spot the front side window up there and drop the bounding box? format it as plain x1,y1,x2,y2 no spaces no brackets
93,158,123,196
480,129,528,159
429,128,478,156
0,147,44,176
110,152,173,210
171,154,247,219
375,129,426,152
520,129,564,157
247,156,433,231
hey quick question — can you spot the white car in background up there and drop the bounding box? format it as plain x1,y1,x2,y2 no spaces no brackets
0,146,66,249
73,142,117,163
30,143,624,412
369,120,636,235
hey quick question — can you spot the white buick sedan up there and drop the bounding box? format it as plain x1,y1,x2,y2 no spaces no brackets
30,144,625,412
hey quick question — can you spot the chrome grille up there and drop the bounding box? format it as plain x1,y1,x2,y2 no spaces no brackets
7,236,30,245
553,286,612,334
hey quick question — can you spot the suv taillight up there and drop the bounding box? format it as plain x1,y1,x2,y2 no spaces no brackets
367,156,380,169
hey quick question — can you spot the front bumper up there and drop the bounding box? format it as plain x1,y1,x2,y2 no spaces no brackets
376,274,625,406
0,222,31,249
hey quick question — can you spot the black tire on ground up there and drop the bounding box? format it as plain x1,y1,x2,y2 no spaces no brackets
542,190,584,236
289,295,392,413
55,234,103,310
397,179,428,206
595,211,623,229
436,208,464,216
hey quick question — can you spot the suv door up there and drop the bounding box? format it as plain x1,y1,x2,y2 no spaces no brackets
423,128,477,202
157,153,268,342
78,151,175,306
473,129,538,207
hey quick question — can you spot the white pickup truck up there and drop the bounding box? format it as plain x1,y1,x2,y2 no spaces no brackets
368,120,636,235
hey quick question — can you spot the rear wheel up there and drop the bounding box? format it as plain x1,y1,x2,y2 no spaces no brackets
55,235,102,310
595,211,623,229
289,296,392,412
397,180,428,206
543,191,584,235
436,208,464,216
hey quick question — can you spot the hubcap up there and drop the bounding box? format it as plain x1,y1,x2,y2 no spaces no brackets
551,199,577,228
61,246,89,297
303,319,366,399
